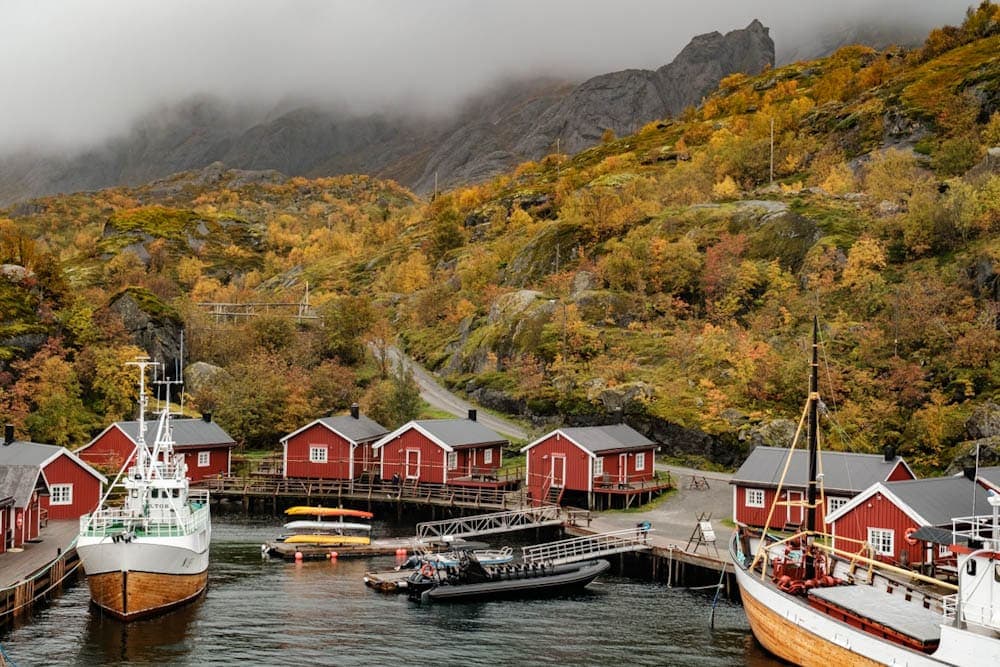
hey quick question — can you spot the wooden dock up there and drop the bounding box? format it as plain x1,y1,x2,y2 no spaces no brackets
1,519,82,626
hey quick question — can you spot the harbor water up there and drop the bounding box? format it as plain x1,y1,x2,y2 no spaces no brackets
2,515,780,666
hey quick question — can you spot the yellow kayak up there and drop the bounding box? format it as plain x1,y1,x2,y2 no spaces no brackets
282,534,371,546
285,506,374,520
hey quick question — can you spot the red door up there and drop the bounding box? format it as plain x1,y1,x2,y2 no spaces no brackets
550,455,566,488
787,491,804,525
618,453,628,485
405,450,421,479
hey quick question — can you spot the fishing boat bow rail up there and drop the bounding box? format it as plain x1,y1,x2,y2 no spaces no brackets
80,489,211,538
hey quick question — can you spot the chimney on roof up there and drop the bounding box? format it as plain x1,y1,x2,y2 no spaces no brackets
468,409,477,422
3,424,13,445
963,466,977,482
351,403,360,419
614,407,623,424
882,445,895,463
202,412,212,423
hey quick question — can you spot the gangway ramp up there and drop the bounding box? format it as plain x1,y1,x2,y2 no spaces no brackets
522,527,652,566
416,505,563,541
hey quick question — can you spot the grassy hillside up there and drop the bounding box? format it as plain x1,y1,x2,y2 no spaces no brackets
2,4,999,470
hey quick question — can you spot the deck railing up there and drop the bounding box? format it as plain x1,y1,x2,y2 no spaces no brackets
80,500,210,538
415,505,563,541
522,527,652,565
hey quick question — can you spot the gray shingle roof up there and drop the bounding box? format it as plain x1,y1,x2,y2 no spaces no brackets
412,419,506,449
731,446,907,493
0,441,62,467
977,466,1000,490
314,415,388,444
557,424,655,454
116,418,235,448
884,476,993,526
0,465,46,508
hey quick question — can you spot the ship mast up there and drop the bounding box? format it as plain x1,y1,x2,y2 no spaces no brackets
805,316,819,578
127,358,155,478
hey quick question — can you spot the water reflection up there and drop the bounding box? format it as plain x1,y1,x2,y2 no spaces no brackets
77,601,199,665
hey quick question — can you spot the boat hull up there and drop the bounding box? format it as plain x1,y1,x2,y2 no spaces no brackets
85,569,208,621
411,559,610,603
78,530,210,621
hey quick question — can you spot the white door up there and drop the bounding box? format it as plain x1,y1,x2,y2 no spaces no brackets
405,449,421,479
551,455,566,488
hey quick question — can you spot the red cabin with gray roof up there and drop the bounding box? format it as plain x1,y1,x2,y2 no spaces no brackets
76,414,235,481
730,446,914,530
373,410,506,485
281,405,388,479
0,431,106,521
0,464,47,551
521,424,662,509
825,475,993,568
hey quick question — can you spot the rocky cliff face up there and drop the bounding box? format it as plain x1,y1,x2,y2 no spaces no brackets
0,21,773,205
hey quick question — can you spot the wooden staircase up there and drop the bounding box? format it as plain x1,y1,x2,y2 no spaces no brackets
545,484,564,506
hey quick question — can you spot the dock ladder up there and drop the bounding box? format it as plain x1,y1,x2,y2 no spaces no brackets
521,526,653,565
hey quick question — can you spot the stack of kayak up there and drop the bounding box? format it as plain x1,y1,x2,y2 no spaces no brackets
279,506,373,546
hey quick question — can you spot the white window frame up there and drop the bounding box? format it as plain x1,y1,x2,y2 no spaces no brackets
868,528,895,557
447,451,458,470
827,496,849,515
309,445,328,464
635,452,646,471
938,543,951,558
745,488,765,508
594,456,604,478
50,484,73,506
197,451,211,467
483,448,493,465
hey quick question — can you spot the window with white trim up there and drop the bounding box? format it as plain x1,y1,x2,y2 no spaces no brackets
309,445,328,463
827,496,848,515
51,484,73,505
594,457,604,477
635,452,646,471
938,543,951,558
447,451,458,470
483,448,493,465
745,488,765,508
197,451,210,467
868,528,895,556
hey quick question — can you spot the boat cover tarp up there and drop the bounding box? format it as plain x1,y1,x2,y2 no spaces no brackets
808,585,943,644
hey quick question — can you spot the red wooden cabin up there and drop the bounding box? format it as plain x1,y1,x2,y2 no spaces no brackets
281,405,388,479
77,414,235,481
826,475,993,568
0,464,46,550
0,495,12,555
521,424,667,509
730,446,914,530
373,411,506,485
0,433,107,521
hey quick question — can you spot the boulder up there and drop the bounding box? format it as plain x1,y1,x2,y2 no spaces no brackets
107,288,183,377
966,401,1000,440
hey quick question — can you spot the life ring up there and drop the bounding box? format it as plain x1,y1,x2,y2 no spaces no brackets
15,514,22,528
905,527,918,546
420,563,435,579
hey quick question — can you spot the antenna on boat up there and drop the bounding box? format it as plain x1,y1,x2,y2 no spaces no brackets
805,316,820,579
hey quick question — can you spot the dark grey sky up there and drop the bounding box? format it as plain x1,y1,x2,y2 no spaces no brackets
0,0,975,152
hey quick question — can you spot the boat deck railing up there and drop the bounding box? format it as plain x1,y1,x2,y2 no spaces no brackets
80,502,210,538
415,505,564,541
950,514,1000,551
522,527,652,566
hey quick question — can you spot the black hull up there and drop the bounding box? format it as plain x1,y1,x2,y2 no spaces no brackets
408,559,611,603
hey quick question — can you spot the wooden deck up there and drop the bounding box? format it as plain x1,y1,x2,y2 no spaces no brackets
195,475,524,511
1,520,79,588
1,519,81,626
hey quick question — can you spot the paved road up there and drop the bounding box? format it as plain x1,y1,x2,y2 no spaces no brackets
382,346,531,441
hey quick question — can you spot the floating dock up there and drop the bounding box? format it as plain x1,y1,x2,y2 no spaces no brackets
364,568,414,593
263,537,490,561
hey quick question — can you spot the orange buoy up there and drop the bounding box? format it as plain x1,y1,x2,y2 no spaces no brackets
294,551,303,561
329,551,338,559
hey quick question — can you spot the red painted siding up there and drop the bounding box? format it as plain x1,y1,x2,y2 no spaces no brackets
181,447,230,482
78,427,134,470
830,493,931,566
734,485,840,529
14,492,41,548
378,429,499,485
40,454,102,520
886,462,915,482
1,507,8,554
526,434,593,502
597,448,656,484
284,424,353,479
454,446,501,478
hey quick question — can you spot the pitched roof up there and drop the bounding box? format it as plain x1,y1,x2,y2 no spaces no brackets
0,441,107,484
0,465,46,508
977,466,1000,492
281,414,388,445
113,418,235,448
826,476,993,527
521,424,655,455
373,419,506,452
731,446,910,493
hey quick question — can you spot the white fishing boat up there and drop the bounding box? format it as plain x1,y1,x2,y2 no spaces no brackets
732,319,1000,666
77,359,211,621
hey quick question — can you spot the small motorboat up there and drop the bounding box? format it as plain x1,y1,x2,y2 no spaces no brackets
396,546,514,571
406,552,610,604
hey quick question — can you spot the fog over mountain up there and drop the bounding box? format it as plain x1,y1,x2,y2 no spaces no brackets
2,0,975,155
